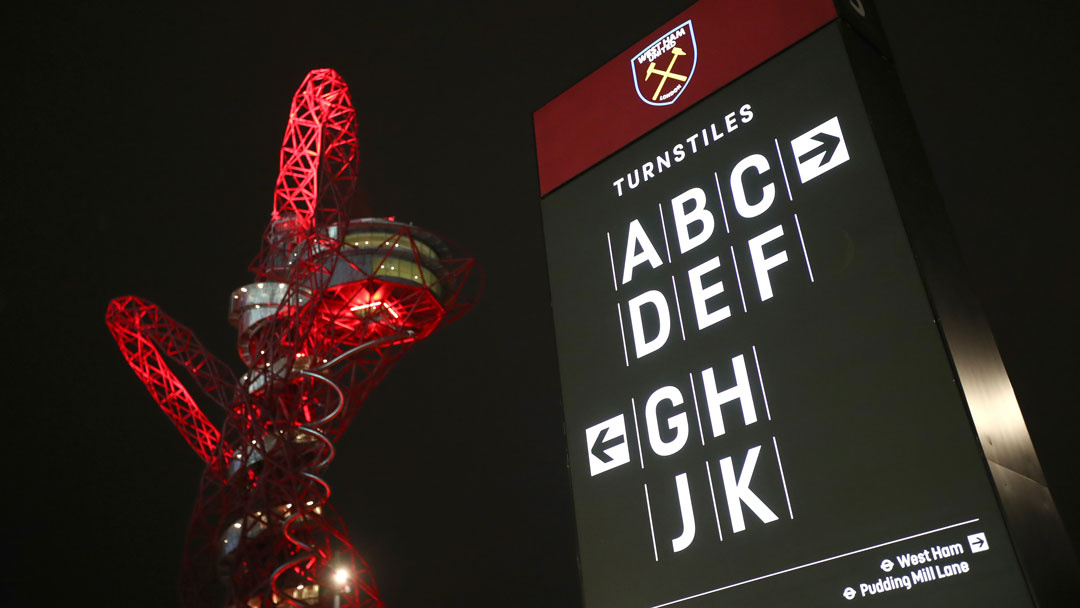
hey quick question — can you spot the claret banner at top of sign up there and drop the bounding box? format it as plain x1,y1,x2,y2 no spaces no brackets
534,0,836,196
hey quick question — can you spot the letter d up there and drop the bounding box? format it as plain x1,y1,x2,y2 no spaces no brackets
628,290,671,359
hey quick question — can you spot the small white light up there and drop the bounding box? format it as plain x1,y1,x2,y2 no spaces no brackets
257,283,264,289
333,568,349,586
285,503,292,509
234,522,242,528
240,287,248,293
306,500,314,506
297,584,304,590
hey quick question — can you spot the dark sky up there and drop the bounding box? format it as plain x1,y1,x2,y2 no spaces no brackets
4,1,1077,606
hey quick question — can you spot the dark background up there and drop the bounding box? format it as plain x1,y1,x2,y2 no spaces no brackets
2,1,1076,606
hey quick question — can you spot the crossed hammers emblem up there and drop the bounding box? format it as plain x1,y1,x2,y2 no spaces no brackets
645,46,688,101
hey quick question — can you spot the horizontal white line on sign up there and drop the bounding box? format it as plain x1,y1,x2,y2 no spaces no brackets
649,517,981,608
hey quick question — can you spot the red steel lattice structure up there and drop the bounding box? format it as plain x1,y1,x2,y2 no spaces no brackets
106,68,478,607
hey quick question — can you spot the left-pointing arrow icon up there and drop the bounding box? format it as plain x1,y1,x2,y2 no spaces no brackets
585,414,631,476
591,426,622,463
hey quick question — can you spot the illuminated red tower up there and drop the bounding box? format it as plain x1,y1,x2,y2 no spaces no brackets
106,69,478,607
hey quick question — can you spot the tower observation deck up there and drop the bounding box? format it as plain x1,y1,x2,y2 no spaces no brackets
106,69,478,607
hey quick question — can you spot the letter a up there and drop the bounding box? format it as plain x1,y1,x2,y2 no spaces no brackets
622,219,664,285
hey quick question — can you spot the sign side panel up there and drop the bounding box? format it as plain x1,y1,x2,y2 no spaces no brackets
838,22,1080,601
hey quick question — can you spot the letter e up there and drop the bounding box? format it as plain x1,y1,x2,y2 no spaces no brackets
687,256,731,330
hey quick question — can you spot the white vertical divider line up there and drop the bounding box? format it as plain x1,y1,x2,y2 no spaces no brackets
644,483,660,561
751,344,771,421
670,276,687,341
616,303,630,368
606,232,620,291
793,213,815,283
729,246,748,314
705,460,724,541
658,203,673,263
631,398,645,470
713,171,731,234
773,436,794,520
774,138,793,202
689,372,705,446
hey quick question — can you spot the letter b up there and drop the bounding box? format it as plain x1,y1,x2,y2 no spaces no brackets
671,187,715,254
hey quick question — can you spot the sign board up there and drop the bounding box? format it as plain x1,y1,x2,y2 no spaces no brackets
535,2,1060,606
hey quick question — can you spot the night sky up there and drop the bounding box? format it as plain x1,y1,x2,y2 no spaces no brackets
5,1,1077,606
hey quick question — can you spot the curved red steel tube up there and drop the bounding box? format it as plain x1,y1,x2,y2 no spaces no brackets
272,68,358,231
105,295,232,465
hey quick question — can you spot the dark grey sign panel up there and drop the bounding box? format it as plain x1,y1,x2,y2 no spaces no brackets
541,23,1033,608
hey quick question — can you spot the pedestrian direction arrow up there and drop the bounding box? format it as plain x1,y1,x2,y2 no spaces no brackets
791,116,850,183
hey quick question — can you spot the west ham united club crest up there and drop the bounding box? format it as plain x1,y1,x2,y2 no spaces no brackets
631,20,697,106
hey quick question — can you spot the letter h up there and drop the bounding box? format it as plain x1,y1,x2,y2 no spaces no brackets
701,354,757,437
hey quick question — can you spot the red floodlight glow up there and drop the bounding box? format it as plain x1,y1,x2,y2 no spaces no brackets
106,68,478,607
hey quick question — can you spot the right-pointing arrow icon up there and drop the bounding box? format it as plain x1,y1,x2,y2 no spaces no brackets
967,532,989,553
585,414,631,476
791,116,850,184
797,132,841,166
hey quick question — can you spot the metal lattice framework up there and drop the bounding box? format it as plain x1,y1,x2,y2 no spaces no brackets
273,68,357,229
106,68,479,607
